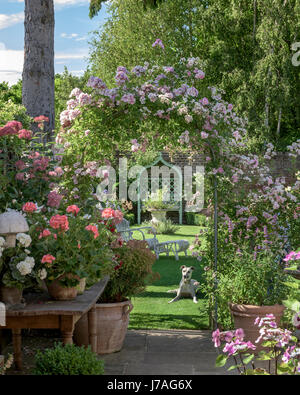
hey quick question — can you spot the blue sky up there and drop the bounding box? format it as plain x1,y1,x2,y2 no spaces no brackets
0,0,109,85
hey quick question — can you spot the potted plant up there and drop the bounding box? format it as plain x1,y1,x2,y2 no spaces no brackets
29,205,115,300
213,248,288,349
74,235,159,354
143,188,176,225
0,230,41,304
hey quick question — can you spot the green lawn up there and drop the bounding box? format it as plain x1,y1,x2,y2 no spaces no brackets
128,225,209,330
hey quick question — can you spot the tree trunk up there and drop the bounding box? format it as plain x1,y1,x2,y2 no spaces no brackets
22,0,55,139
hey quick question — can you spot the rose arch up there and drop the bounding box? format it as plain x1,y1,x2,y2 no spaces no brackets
56,42,300,328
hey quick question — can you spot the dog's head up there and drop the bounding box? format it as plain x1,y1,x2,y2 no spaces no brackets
180,265,194,283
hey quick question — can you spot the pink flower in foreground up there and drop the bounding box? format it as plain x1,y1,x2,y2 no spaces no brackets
212,329,221,347
22,202,37,213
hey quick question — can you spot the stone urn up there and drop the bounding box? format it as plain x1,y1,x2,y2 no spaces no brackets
148,209,168,225
74,299,133,354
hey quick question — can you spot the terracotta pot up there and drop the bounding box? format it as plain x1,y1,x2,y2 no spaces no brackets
46,274,79,301
0,286,23,305
73,299,133,354
229,303,285,351
76,278,86,295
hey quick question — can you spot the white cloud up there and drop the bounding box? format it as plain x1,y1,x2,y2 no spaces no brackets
0,44,88,85
55,48,88,60
61,32,79,39
0,12,24,30
0,45,23,85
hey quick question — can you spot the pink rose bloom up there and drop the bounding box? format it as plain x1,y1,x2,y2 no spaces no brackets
201,97,209,105
201,132,208,139
195,70,205,79
54,167,63,176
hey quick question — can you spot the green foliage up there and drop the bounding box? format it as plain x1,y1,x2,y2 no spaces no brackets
185,213,211,227
34,343,104,375
0,81,22,104
0,100,31,129
142,219,179,235
88,0,299,148
99,240,159,303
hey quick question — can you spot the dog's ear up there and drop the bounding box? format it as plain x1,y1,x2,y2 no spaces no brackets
180,265,186,270
190,266,195,270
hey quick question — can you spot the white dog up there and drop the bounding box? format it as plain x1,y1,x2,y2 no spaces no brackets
167,265,200,304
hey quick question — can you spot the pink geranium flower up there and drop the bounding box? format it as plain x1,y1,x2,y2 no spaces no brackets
66,205,80,216
101,208,115,219
41,254,56,264
49,214,69,231
22,202,37,213
85,224,99,239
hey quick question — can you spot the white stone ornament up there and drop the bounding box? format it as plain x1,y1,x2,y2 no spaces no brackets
0,210,29,248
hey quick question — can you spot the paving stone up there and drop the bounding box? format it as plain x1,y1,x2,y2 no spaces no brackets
124,362,194,375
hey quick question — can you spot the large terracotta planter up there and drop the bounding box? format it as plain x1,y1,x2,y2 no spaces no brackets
0,286,23,305
229,303,285,351
74,299,133,354
46,274,79,301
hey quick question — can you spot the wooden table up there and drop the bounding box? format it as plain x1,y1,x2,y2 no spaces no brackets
2,276,109,370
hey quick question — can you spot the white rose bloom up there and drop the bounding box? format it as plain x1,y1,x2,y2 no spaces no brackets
0,237,6,247
38,268,47,280
16,233,32,248
25,256,35,269
0,247,4,258
16,261,32,276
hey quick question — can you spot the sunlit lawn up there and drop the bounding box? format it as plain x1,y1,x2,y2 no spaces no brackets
128,225,209,330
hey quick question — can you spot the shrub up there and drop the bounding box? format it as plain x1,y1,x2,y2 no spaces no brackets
99,240,159,303
153,219,179,235
34,343,105,375
124,212,135,225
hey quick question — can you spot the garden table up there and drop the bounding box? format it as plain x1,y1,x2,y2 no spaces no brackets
1,276,109,370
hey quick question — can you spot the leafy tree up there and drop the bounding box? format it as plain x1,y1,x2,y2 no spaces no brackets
88,0,300,149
